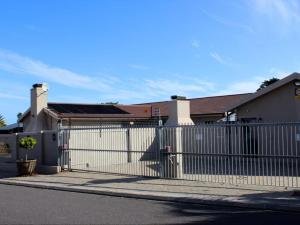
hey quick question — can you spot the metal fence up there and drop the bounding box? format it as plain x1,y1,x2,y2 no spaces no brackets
58,122,300,187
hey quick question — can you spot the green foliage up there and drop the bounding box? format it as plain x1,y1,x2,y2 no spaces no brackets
0,114,6,127
257,77,280,91
19,136,37,150
17,112,23,120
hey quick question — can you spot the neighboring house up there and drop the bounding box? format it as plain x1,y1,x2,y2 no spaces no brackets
228,72,300,122
19,84,154,131
18,72,300,132
19,84,250,132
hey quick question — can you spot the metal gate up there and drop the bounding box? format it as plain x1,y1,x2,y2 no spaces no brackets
58,125,162,177
57,122,300,187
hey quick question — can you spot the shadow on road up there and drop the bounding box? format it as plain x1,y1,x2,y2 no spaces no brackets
162,201,300,225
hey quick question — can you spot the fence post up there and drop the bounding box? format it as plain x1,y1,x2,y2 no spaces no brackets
127,128,132,163
15,133,19,161
41,131,45,165
156,126,162,177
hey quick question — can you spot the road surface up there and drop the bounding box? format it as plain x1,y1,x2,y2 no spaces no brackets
0,184,299,224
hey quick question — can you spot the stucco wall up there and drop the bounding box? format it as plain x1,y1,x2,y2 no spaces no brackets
0,131,59,166
236,82,300,121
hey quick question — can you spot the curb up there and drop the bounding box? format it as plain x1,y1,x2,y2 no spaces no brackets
0,179,299,213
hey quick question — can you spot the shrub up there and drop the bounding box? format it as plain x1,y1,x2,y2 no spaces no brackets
19,136,37,161
19,136,37,150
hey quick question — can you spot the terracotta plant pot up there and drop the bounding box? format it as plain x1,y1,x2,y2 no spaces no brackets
16,159,37,176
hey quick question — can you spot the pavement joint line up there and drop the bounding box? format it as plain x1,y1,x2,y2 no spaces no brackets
0,179,300,213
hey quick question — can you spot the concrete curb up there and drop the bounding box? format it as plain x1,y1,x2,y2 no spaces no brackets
0,179,299,213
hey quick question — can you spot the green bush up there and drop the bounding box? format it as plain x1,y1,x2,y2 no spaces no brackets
19,136,37,150
19,136,37,161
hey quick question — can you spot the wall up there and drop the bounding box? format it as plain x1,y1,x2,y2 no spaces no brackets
236,82,300,121
0,131,59,167
0,134,17,162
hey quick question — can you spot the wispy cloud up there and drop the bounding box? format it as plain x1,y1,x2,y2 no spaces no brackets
191,40,200,48
268,67,292,78
0,49,218,103
101,76,215,102
252,0,300,24
201,9,255,33
144,78,214,97
0,49,114,91
214,72,292,96
128,64,149,70
0,92,26,100
210,52,236,67
214,77,264,95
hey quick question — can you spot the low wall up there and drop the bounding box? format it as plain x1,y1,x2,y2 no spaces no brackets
0,131,59,172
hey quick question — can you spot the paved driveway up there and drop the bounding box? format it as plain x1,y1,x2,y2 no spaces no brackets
0,184,300,225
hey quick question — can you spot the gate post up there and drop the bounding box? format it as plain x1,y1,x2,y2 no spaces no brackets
162,96,194,179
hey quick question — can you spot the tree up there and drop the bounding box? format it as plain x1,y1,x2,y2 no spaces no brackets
0,114,6,127
17,112,23,120
257,77,280,91
19,136,37,161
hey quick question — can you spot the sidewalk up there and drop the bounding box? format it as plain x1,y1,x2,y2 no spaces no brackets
0,170,300,212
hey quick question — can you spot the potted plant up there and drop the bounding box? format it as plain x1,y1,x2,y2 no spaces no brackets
16,136,37,176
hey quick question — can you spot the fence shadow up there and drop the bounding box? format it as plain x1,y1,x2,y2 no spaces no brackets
85,176,156,185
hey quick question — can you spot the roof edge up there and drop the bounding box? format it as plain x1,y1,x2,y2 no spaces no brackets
227,72,300,111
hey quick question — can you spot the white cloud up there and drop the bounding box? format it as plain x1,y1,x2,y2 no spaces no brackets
191,40,200,48
252,0,300,24
0,49,114,91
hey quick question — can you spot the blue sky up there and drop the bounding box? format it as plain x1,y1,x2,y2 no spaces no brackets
1,0,300,124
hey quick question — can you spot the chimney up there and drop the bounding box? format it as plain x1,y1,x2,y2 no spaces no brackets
165,96,194,126
27,83,48,131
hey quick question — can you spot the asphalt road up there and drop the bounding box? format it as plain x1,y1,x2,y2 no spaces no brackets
0,184,299,225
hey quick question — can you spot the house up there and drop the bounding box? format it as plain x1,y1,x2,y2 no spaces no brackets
19,84,154,131
19,72,300,132
18,84,250,132
228,72,300,122
136,93,251,123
